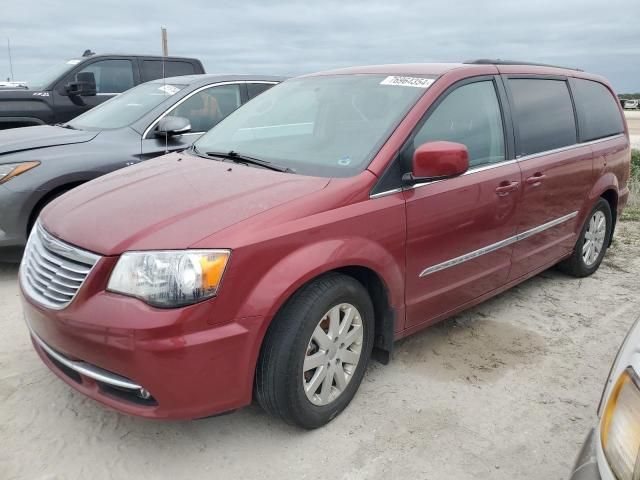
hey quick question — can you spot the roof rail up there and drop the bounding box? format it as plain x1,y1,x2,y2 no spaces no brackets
464,59,583,72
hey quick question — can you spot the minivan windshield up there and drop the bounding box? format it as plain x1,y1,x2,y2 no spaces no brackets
194,75,433,177
68,82,184,130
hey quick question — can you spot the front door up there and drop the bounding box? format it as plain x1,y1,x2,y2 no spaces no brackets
140,83,244,161
53,59,136,123
403,78,522,329
504,77,593,280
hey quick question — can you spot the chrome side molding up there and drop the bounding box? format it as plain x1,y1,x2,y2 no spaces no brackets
419,211,578,277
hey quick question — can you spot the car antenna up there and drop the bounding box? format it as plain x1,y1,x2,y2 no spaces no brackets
161,26,169,154
7,38,14,81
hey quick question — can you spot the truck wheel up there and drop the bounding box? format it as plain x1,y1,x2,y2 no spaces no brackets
255,273,374,429
558,198,612,277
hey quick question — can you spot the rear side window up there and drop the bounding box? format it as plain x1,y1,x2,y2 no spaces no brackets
508,79,577,156
571,79,624,142
247,82,275,99
141,60,195,81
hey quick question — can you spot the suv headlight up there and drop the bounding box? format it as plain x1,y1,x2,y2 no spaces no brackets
107,250,230,308
601,368,640,480
0,161,40,185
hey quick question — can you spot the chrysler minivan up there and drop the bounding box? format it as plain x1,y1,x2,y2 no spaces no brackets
19,61,631,428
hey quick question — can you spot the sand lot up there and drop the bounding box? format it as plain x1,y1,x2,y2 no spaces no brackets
0,217,638,480
626,110,640,148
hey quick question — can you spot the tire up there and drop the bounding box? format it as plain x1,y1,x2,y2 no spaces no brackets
558,198,612,277
255,273,375,429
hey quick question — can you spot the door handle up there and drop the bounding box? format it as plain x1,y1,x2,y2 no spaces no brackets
495,181,519,196
525,173,546,186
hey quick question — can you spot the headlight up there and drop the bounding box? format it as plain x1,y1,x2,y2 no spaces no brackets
0,161,40,185
601,368,640,480
107,250,231,307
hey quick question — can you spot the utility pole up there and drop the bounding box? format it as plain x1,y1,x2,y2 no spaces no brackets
7,38,14,81
161,27,168,57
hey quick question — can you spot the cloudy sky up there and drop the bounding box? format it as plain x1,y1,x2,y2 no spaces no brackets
2,0,639,92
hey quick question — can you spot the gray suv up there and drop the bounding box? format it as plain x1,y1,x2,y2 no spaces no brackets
0,74,282,259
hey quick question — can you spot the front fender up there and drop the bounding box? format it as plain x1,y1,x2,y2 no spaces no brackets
226,236,404,400
234,237,404,323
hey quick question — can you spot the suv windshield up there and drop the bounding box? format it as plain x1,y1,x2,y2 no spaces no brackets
23,59,81,90
68,82,184,130
194,75,432,177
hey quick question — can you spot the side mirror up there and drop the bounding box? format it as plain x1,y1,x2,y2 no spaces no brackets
403,141,469,185
155,116,192,138
65,72,97,97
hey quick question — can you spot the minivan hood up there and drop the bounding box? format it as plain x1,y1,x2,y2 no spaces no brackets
41,153,330,255
0,125,98,156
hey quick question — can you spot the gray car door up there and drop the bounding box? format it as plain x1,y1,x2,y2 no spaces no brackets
140,83,244,161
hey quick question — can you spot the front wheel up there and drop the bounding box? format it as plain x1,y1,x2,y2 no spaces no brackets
255,273,374,429
558,198,612,277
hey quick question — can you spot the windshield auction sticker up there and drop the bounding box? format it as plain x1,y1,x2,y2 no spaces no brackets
158,85,180,95
380,76,435,88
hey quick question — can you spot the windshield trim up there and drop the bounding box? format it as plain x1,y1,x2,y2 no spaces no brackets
141,80,279,139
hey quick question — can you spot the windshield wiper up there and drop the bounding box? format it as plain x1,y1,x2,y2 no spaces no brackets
204,150,295,173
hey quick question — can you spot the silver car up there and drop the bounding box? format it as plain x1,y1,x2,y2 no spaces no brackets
0,74,282,260
570,315,640,479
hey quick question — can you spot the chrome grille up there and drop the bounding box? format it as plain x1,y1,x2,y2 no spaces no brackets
20,222,100,309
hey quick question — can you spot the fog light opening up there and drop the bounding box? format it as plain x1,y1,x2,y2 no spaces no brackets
138,388,151,400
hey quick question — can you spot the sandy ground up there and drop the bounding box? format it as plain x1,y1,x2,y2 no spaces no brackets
625,110,640,148
1,222,639,480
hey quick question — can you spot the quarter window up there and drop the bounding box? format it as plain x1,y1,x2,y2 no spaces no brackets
571,79,624,142
74,60,134,94
247,82,275,99
410,80,505,168
166,84,242,133
508,79,577,156
141,60,196,82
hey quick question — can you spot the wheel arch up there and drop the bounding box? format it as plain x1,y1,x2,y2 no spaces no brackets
27,181,86,233
584,173,619,246
600,188,618,246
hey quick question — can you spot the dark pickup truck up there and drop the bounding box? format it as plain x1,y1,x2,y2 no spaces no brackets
0,51,205,129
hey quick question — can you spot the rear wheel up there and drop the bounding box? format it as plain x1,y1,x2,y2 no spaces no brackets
558,198,612,277
255,273,374,429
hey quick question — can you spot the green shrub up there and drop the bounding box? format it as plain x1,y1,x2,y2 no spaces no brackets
632,149,640,180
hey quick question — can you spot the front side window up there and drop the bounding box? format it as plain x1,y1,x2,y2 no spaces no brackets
571,78,624,142
409,80,505,169
508,78,577,156
165,84,242,133
74,59,134,94
68,82,184,130
194,75,431,177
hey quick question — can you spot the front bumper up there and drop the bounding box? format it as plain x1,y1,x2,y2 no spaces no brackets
21,259,266,419
0,184,34,249
570,429,601,480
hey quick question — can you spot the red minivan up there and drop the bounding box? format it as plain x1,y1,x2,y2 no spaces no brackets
19,61,631,428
